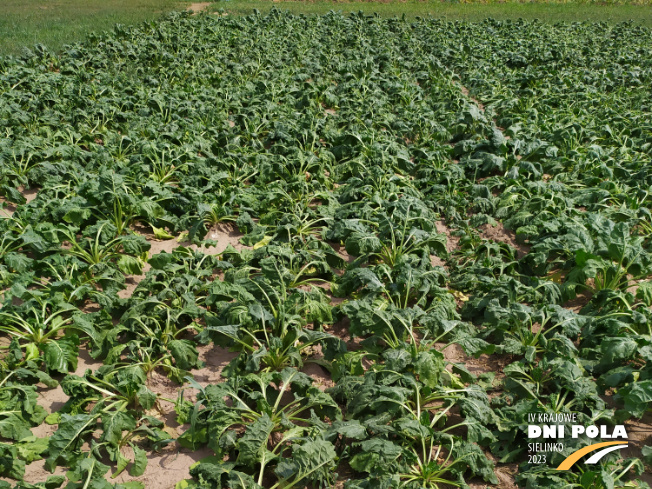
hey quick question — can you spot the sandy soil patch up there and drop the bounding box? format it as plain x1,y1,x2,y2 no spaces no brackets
191,343,238,388
187,2,210,14
35,348,103,418
201,222,249,254
302,362,335,392
328,241,355,265
563,288,593,313
112,442,214,489
439,342,509,381
23,348,104,484
430,254,447,268
22,343,236,487
479,222,530,259
435,220,460,253
0,186,39,218
456,83,486,112
118,223,250,300
619,413,652,484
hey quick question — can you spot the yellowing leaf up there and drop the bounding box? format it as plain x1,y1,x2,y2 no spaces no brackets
152,225,174,240
449,290,469,302
253,235,273,249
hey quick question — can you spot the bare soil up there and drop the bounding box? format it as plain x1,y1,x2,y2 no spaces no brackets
435,220,461,253
23,348,104,484
302,362,335,392
112,443,214,489
192,343,239,389
187,2,210,14
479,222,531,259
430,254,447,268
118,222,250,299
457,83,486,112
202,222,249,254
563,288,593,313
0,186,39,218
328,241,355,265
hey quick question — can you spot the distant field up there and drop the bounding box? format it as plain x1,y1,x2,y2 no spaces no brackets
0,0,184,55
2,0,652,55
215,1,652,25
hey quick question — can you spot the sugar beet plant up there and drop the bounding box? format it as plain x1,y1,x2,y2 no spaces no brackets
1,8,652,489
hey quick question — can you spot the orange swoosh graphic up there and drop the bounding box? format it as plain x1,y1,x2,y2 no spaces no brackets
556,441,628,470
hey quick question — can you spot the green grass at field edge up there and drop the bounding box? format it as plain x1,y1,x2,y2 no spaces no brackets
0,0,186,56
213,1,652,25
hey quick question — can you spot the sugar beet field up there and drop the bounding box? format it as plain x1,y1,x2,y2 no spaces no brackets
1,10,652,489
